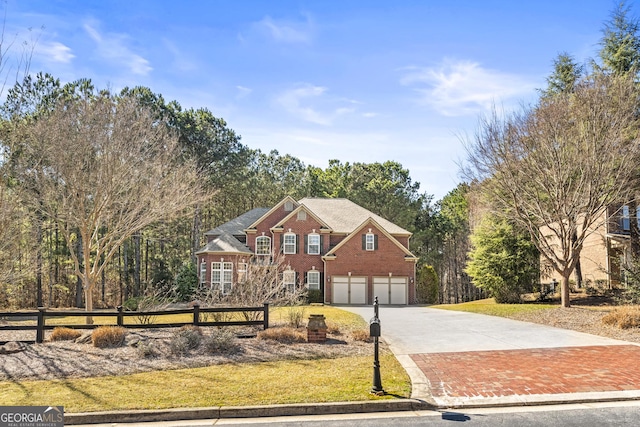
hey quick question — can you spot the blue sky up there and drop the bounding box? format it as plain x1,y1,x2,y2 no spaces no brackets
5,0,615,199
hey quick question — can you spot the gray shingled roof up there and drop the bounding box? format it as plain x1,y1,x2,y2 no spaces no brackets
196,232,253,255
298,198,411,235
204,207,270,236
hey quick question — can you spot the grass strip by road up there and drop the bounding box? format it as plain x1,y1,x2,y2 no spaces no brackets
0,354,410,413
432,298,557,317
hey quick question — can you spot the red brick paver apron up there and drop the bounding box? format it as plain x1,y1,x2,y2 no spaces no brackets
411,345,640,398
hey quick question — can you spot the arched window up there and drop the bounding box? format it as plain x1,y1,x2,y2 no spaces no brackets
256,236,271,255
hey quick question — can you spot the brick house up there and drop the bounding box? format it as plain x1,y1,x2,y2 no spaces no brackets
196,196,418,305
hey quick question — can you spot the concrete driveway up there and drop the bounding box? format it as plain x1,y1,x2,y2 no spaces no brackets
342,306,626,355
341,306,639,406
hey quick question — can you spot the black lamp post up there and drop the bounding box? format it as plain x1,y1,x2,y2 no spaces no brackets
369,296,384,395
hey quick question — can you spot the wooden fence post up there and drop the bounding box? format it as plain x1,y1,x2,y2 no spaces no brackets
117,306,124,327
263,303,269,330
193,303,200,326
36,307,45,343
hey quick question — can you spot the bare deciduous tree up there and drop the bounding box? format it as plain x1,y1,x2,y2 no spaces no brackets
8,94,207,320
464,74,640,307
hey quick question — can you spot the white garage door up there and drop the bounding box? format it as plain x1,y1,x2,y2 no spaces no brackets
332,276,367,304
373,277,408,305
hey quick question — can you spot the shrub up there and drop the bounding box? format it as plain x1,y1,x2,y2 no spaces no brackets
92,326,127,348
416,265,439,304
136,340,159,358
257,327,306,343
50,327,82,342
602,306,640,329
286,305,306,328
306,289,323,304
170,325,202,355
325,321,341,335
203,329,240,354
350,328,372,342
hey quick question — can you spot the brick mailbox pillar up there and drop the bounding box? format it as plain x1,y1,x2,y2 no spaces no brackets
307,314,328,343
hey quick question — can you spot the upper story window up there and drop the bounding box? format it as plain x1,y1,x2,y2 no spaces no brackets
307,270,320,290
364,233,377,251
297,210,307,221
283,233,297,254
256,235,271,255
307,234,320,255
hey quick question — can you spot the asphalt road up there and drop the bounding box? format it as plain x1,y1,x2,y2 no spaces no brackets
78,401,640,426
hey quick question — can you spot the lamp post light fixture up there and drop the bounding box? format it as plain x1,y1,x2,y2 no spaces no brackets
369,296,384,395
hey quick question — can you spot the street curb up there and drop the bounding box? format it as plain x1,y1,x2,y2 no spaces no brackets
63,399,435,425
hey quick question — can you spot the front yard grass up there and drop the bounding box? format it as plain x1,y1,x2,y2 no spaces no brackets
432,298,557,317
0,354,410,413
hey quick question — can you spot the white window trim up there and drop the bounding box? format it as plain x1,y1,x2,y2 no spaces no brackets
283,270,296,293
366,233,375,251
307,270,320,290
256,235,271,255
211,262,233,294
307,233,320,255
283,233,296,254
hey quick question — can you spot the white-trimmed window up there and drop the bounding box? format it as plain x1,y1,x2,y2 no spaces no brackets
199,261,207,285
284,200,294,211
365,233,375,251
238,262,248,283
212,262,233,294
307,234,320,255
283,233,297,254
256,236,271,255
283,269,296,293
307,270,320,290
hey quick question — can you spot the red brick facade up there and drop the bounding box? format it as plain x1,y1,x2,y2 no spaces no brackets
197,197,417,305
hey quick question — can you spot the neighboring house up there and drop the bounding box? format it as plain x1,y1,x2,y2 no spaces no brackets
544,204,636,288
196,196,418,305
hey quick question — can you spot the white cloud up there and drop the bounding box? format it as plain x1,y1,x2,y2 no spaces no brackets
83,21,152,76
257,15,313,43
36,41,75,63
400,59,536,116
275,84,364,125
276,84,331,125
236,85,252,98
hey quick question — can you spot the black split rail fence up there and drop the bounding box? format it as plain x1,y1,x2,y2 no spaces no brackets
0,302,269,344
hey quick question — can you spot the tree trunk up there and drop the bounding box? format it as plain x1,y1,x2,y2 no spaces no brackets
75,234,84,308
134,234,141,296
561,273,571,308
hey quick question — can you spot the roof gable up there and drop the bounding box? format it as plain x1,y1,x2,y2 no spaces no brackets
272,204,331,231
246,196,299,230
324,217,416,259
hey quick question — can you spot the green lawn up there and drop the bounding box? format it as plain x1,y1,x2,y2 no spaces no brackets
431,298,557,317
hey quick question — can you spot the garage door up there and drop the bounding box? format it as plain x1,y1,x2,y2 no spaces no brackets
373,277,408,305
332,276,367,304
